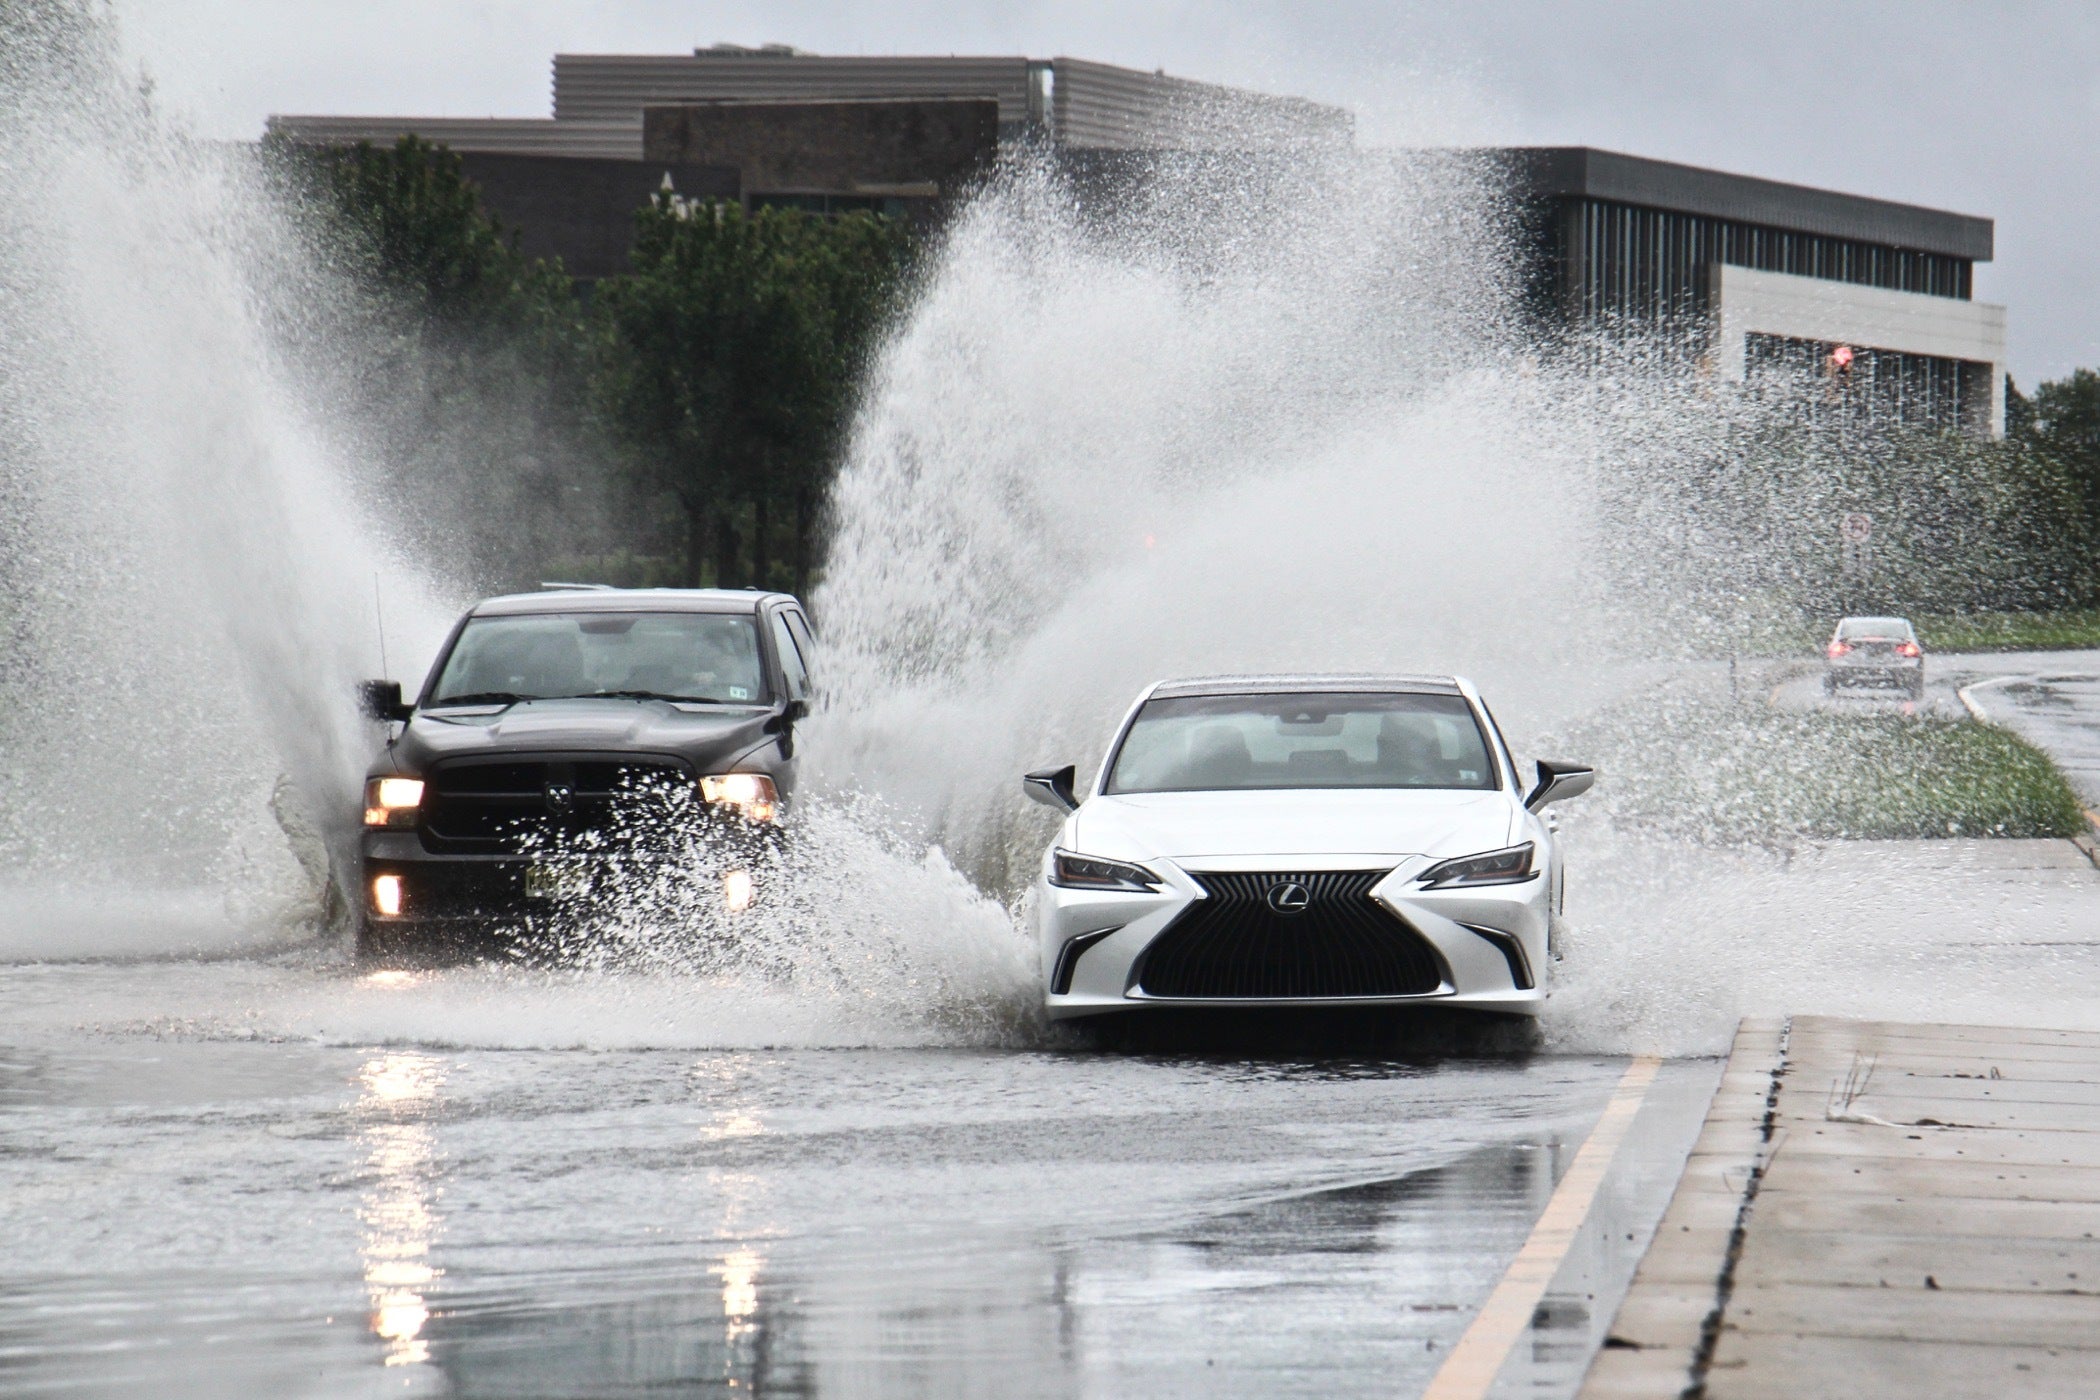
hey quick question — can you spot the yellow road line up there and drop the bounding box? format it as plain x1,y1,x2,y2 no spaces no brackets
1420,1054,1664,1400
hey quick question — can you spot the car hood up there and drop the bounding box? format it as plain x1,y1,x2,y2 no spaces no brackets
382,698,777,774
1071,788,1517,863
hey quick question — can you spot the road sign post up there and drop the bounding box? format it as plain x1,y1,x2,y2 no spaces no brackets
1840,512,1872,578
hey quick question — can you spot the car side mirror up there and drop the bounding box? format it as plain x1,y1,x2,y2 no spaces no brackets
783,698,810,722
1023,765,1080,813
359,679,413,723
1526,760,1594,811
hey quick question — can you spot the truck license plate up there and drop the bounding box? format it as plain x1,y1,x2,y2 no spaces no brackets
524,864,588,901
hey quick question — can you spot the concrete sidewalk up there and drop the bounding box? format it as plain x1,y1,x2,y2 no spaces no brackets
1581,1015,2100,1398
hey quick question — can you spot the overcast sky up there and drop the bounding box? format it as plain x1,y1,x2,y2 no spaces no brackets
115,0,2098,383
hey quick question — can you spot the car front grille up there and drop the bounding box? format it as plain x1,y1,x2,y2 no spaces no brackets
1134,869,1443,999
420,756,694,854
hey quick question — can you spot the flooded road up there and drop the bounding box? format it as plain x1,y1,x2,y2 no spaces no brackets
0,961,1716,1399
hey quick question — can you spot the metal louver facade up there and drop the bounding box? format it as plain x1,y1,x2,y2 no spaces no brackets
554,53,1047,129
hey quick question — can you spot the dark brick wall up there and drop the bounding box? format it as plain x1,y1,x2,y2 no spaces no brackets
456,152,739,280
642,99,998,202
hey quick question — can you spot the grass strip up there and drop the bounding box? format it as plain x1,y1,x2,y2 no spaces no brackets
1915,608,2100,653
1562,697,2085,842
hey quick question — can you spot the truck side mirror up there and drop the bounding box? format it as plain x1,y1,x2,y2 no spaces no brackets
1526,760,1595,811
1023,765,1080,813
359,679,412,723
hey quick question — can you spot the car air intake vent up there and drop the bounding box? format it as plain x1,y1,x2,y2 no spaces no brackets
1135,869,1442,999
420,756,693,854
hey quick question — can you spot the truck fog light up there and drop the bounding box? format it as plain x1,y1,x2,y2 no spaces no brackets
371,874,404,917
722,869,755,913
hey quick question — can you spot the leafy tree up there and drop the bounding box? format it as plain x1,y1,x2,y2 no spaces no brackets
592,199,911,591
2028,369,2100,456
269,135,612,589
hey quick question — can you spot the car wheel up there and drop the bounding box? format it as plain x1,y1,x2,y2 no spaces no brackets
1822,675,1837,696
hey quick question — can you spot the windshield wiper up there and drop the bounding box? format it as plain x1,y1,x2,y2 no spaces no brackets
429,691,529,707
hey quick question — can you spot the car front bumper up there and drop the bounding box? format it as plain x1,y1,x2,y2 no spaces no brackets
358,828,766,934
1036,852,1551,1020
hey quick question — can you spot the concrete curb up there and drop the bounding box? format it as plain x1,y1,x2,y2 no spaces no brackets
1955,674,2018,725
1578,1017,1788,1398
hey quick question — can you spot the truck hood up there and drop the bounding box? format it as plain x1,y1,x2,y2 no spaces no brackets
381,698,779,774
1071,788,1517,863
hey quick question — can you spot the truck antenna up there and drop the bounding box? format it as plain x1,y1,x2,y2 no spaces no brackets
374,573,391,679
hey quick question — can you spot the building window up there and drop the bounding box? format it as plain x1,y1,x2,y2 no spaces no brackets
1744,332,1983,434
1534,198,1973,342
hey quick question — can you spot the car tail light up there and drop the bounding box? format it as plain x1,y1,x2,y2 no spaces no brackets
1896,641,1920,657
1826,642,1850,658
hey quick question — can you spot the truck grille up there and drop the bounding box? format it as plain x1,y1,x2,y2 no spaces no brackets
420,756,693,854
1134,869,1442,999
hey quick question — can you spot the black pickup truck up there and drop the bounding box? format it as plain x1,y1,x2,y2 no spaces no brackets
355,586,816,960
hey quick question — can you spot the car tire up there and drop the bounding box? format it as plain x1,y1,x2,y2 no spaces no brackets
1822,675,1838,696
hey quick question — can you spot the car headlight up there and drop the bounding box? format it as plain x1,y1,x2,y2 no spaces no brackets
363,777,424,828
700,773,778,823
1049,850,1163,892
1416,842,1535,889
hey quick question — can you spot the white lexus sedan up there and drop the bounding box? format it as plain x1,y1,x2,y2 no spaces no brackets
1024,675,1592,1020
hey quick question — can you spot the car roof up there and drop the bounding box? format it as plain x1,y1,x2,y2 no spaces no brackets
1148,673,1465,699
470,587,797,617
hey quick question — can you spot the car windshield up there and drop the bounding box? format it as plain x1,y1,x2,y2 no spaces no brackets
1837,617,1914,640
427,612,767,706
1105,691,1498,794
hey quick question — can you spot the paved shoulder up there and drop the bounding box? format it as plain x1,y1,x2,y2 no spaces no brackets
1582,1012,2100,1398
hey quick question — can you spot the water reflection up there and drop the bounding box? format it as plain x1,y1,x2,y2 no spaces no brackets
387,1144,1565,1398
355,1051,445,1370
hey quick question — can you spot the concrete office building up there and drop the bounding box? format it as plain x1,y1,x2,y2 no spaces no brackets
271,49,2004,436
271,49,1350,276
1499,147,2006,436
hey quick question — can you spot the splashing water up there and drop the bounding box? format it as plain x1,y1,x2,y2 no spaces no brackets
811,156,1628,890
0,5,454,956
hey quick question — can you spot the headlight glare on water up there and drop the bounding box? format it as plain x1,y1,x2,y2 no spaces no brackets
1416,842,1535,889
363,777,424,828
1049,850,1163,892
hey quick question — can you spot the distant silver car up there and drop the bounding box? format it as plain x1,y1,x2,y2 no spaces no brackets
1824,615,1925,699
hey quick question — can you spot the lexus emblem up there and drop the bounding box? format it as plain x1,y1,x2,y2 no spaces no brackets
544,782,575,815
1266,880,1311,915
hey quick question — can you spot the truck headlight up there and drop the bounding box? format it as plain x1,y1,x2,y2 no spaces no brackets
1049,850,1162,892
363,777,424,828
1416,842,1535,889
700,773,778,823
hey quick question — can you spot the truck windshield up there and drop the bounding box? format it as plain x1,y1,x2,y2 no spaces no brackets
428,613,768,706
1105,692,1497,794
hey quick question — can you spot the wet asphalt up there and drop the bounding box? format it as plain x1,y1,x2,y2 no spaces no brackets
0,960,1718,1399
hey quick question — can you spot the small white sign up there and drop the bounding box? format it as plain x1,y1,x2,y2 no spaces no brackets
1840,512,1873,543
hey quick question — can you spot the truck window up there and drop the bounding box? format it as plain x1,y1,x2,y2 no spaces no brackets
769,611,811,701
783,610,817,692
